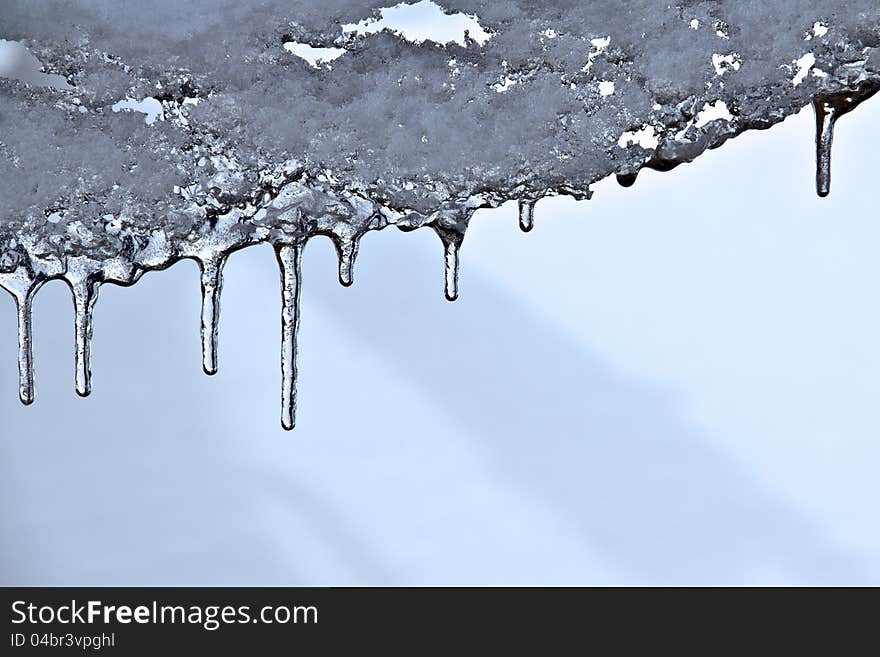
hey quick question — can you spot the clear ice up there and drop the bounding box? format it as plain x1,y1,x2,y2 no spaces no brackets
1,1,879,430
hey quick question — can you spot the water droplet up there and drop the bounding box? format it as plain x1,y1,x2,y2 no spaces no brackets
197,254,228,375
518,199,536,233
275,242,303,431
616,172,639,188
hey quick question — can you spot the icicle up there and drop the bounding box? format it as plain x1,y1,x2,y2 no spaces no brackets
433,221,467,302
197,254,227,375
617,172,639,188
69,276,100,398
813,96,837,198
275,242,303,431
335,237,359,288
443,238,460,302
0,269,42,405
518,199,536,233
15,289,36,405
812,84,880,198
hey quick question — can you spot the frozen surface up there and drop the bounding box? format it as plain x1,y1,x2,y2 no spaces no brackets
1,1,879,427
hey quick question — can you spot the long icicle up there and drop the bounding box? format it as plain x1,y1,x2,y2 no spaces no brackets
518,199,536,233
275,242,303,431
198,254,227,375
813,96,837,198
70,276,100,398
0,270,42,405
16,289,36,405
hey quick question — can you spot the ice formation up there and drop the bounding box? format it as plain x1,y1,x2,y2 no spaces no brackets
1,1,879,430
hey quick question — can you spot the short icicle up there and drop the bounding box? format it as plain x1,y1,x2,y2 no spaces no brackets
336,237,358,288
812,83,880,198
275,242,303,431
518,199,536,233
70,276,100,398
0,270,42,405
197,254,228,376
443,238,460,302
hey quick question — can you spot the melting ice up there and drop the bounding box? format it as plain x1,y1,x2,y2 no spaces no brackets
1,1,879,430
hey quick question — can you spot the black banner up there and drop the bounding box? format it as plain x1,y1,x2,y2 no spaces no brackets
0,587,872,652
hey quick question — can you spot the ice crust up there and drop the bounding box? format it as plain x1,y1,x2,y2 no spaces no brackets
1,1,878,428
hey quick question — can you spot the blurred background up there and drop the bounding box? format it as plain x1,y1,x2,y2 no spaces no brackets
2,33,880,585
